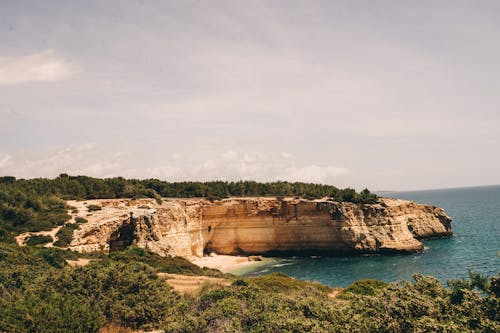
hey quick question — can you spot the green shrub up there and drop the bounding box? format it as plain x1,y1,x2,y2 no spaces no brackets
87,204,102,212
75,217,88,223
37,248,69,269
0,183,69,235
490,275,500,297
43,261,178,330
0,243,498,333
0,226,15,243
341,279,388,296
165,274,500,332
247,272,331,294
0,258,176,332
109,247,227,277
53,223,79,247
26,234,53,246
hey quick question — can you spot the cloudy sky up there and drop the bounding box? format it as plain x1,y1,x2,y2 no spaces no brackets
1,0,499,190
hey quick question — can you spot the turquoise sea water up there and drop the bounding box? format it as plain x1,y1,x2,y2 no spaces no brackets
240,185,500,287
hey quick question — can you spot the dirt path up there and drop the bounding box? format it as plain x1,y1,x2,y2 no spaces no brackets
62,259,230,295
327,288,343,298
16,225,63,247
16,205,81,247
66,258,94,266
158,273,231,294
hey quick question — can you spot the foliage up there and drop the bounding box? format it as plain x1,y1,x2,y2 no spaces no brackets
0,179,70,239
165,273,500,332
0,175,379,238
340,279,388,296
330,188,379,204
1,175,378,205
448,270,494,304
109,247,227,277
42,261,177,330
25,234,53,246
53,223,79,247
0,244,178,332
246,272,331,294
75,216,88,223
1,176,497,332
0,242,498,332
87,204,102,212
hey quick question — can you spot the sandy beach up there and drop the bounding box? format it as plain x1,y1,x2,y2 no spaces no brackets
191,254,270,274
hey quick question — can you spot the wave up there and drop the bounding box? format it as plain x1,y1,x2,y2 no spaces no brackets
271,262,294,268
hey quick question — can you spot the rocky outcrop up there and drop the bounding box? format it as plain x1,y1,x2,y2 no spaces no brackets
66,197,452,257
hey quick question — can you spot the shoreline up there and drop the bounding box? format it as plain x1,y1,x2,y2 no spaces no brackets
190,254,273,275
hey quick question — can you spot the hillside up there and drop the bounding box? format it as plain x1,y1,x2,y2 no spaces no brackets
0,176,498,332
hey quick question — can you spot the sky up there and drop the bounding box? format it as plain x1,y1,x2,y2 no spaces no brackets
1,0,499,191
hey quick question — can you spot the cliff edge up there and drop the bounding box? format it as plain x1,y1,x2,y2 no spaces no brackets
65,197,452,257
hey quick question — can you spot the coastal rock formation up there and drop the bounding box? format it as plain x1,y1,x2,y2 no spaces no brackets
66,197,452,257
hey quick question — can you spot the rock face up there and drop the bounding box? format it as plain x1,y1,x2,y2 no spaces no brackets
67,197,452,258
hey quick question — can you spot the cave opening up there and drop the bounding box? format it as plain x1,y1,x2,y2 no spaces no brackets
109,212,136,253
203,242,213,256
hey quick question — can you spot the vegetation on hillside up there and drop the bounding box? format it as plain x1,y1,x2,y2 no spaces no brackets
52,223,79,247
109,247,228,277
25,234,53,246
74,217,88,224
1,174,377,202
0,177,69,242
3,175,495,331
0,175,377,240
0,243,498,332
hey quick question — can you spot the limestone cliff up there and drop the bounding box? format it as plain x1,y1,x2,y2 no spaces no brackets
66,197,452,257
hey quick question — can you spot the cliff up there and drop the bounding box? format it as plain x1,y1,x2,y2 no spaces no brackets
66,197,452,257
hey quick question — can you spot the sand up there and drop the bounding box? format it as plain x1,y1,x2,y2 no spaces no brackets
190,254,268,273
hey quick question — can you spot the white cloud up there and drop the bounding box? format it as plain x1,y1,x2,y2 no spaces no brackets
0,144,349,185
0,143,129,178
0,50,80,84
186,150,349,184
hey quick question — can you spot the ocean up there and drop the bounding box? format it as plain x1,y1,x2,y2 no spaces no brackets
239,185,500,287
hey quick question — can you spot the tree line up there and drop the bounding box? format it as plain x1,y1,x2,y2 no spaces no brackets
0,175,378,241
1,175,378,202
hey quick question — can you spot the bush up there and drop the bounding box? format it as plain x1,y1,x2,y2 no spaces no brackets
75,217,88,223
43,261,178,330
247,272,331,294
109,247,226,277
0,243,498,333
37,248,69,269
0,258,177,332
26,234,53,246
341,279,388,296
165,274,500,332
53,223,79,247
87,204,102,212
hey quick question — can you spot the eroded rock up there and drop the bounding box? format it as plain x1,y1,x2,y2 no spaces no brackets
66,197,452,257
